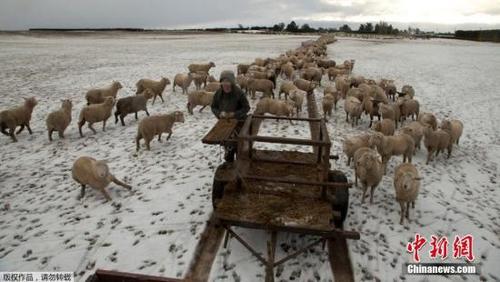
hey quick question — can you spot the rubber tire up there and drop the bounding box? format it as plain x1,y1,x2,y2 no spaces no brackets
212,166,226,209
329,170,349,228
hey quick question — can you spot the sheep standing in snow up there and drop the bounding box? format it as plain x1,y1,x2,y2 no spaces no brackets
0,97,38,142
235,75,248,94
136,111,185,151
72,156,131,201
418,112,437,130
78,97,115,137
192,72,208,90
355,148,384,204
335,75,350,98
279,81,297,99
188,62,215,74
378,103,398,128
173,73,194,94
247,78,275,99
399,98,420,122
343,133,372,166
423,125,452,164
85,81,122,105
369,132,415,172
301,67,323,86
294,78,317,94
394,163,421,224
440,119,464,145
399,121,425,151
136,77,171,105
46,99,72,141
205,81,221,93
237,64,250,75
187,90,214,115
289,89,305,116
254,98,294,118
345,96,363,127
114,89,154,126
322,94,335,118
281,64,294,80
372,119,395,136
324,87,341,111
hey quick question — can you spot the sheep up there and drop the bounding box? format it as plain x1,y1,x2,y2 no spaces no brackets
347,87,365,103
335,75,350,98
372,119,395,136
344,96,363,127
355,148,384,204
399,98,420,122
281,64,294,80
317,59,336,69
136,111,185,151
289,89,305,116
192,72,208,90
423,126,452,164
400,85,415,99
440,119,464,145
399,121,425,151
301,67,323,86
46,99,72,141
343,133,372,166
362,96,383,127
293,78,317,94
0,97,38,142
369,132,415,172
86,81,122,105
393,163,421,224
279,81,298,99
254,98,294,118
322,94,335,118
350,75,365,88
237,64,251,75
72,156,131,201
379,79,397,101
78,97,115,137
324,87,340,111
378,103,398,127
249,70,276,88
114,89,153,126
418,112,437,130
173,73,194,94
207,75,217,83
235,75,249,93
188,62,215,74
135,77,170,104
187,90,215,115
204,81,221,93
247,78,275,99
327,67,348,81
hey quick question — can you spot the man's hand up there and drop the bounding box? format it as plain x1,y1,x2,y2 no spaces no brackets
227,112,235,118
220,111,227,119
219,111,235,119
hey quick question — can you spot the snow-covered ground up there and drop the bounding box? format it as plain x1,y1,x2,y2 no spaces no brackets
0,33,499,282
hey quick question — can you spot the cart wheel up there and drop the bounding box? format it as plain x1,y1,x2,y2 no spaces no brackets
212,166,226,208
329,170,349,227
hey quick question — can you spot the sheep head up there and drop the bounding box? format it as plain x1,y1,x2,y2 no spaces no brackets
161,77,171,85
209,62,215,68
173,111,185,123
104,96,115,106
399,172,420,193
23,97,38,108
113,81,123,89
142,89,154,100
61,99,72,111
94,160,110,179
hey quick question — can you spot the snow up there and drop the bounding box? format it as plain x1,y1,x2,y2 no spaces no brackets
0,33,499,282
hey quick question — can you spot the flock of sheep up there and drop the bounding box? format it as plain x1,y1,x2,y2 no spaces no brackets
0,34,463,225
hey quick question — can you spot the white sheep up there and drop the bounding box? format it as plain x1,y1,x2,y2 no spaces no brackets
294,78,317,94
86,81,122,105
136,77,171,104
0,97,38,142
78,97,115,137
173,73,193,94
247,78,275,99
136,111,185,151
187,90,215,115
369,132,415,172
192,72,208,90
46,99,72,141
254,98,294,118
72,156,131,201
344,96,363,127
440,119,464,145
188,62,215,74
399,121,425,151
114,89,154,126
423,125,452,164
372,119,395,136
355,148,384,204
418,112,437,130
342,133,372,166
393,163,421,224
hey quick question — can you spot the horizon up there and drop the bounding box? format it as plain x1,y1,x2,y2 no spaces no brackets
1,0,500,33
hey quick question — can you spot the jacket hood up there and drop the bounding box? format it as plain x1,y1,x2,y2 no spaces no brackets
219,70,236,84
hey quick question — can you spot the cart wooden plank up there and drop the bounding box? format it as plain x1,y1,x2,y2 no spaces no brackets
202,119,238,144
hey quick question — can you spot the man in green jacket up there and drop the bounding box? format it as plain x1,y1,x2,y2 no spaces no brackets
211,70,250,161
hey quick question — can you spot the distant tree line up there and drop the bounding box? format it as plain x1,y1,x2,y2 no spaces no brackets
455,29,500,42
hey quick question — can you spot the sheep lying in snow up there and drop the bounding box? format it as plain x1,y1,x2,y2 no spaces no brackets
247,78,275,99
399,121,424,151
114,89,153,126
187,90,214,115
418,112,437,130
369,132,415,172
440,119,463,145
136,111,185,151
423,125,452,164
343,133,372,166
86,81,122,105
72,156,131,201
394,163,421,224
372,119,395,136
46,99,72,141
254,98,294,118
188,62,215,74
354,147,384,204
344,96,363,127
136,77,170,104
0,97,38,142
78,97,115,137
173,73,193,94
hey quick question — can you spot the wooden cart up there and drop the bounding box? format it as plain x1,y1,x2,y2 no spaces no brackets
202,114,360,282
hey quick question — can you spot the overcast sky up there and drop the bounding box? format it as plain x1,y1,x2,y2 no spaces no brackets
1,0,499,32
